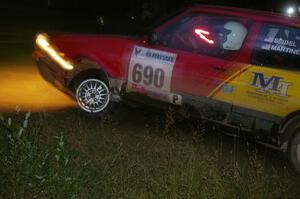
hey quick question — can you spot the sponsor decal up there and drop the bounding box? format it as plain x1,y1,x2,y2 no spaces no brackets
261,43,300,55
128,46,180,105
128,46,177,92
133,46,176,65
250,72,290,97
171,94,182,105
128,83,147,94
246,90,288,105
222,83,234,94
262,28,300,55
245,72,291,105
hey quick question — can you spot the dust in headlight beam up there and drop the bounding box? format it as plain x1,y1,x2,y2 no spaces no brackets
0,60,75,112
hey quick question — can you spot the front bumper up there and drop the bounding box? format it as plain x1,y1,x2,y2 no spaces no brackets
32,51,74,97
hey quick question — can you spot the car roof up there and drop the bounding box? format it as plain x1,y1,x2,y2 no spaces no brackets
187,4,300,27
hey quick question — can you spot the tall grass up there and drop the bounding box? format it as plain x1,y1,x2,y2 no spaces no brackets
0,113,93,198
0,111,299,199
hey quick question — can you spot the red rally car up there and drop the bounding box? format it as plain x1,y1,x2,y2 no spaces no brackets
33,5,300,172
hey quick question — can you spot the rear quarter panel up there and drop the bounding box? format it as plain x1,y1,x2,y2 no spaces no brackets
232,65,300,118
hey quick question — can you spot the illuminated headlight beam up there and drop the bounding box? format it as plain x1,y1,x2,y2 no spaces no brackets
36,34,74,70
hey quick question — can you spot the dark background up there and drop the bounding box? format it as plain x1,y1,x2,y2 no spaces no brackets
1,0,297,17
0,0,299,35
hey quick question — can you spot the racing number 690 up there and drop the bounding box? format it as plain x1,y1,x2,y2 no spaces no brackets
132,63,165,88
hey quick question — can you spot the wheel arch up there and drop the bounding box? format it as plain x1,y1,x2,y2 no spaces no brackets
279,111,300,150
280,111,300,132
67,56,111,92
71,52,121,78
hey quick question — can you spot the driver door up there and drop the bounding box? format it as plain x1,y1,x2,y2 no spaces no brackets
127,12,250,121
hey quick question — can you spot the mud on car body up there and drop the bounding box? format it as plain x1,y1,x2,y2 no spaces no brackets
32,5,300,172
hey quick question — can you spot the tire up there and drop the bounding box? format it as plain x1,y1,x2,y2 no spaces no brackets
288,130,300,173
74,77,114,117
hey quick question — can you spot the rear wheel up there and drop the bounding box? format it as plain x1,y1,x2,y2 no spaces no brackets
288,130,300,172
75,78,113,117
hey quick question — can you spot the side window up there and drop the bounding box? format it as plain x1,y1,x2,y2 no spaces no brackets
252,24,300,69
155,13,249,59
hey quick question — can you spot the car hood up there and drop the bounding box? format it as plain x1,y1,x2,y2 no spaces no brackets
51,33,139,45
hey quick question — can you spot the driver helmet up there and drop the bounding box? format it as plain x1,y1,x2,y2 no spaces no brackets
222,21,248,50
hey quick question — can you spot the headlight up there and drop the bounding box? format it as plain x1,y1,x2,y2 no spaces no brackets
36,33,74,70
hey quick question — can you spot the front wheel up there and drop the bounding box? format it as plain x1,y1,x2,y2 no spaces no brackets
75,78,112,117
288,131,300,173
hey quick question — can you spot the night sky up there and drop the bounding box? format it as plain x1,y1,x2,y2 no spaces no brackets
1,0,299,34
1,0,297,18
